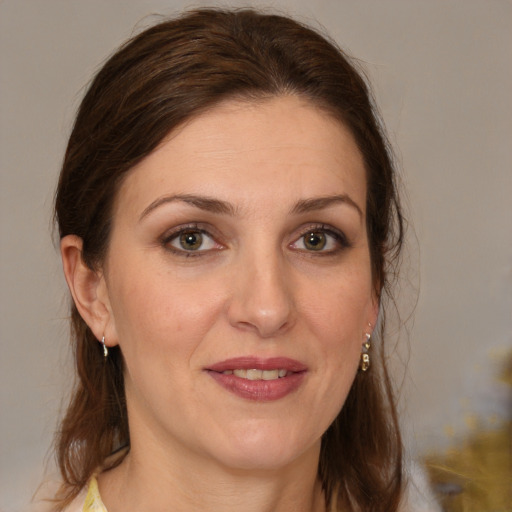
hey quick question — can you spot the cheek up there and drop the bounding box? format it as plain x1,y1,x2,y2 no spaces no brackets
298,268,372,388
108,262,226,356
300,270,372,337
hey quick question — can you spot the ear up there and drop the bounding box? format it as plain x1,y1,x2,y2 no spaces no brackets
60,235,115,345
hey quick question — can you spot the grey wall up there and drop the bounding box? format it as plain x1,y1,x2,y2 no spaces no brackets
1,1,511,510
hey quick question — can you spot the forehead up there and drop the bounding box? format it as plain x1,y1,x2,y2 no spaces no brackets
115,95,367,217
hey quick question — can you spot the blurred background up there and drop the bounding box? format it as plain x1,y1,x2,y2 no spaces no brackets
1,1,510,510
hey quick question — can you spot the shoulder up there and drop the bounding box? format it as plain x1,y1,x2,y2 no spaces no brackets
82,476,108,512
27,487,86,512
59,477,107,512
58,487,88,512
30,477,106,512
399,461,442,512
66,477,107,512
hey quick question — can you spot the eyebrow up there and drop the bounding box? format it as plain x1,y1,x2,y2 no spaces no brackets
290,194,363,220
139,194,237,221
139,193,363,221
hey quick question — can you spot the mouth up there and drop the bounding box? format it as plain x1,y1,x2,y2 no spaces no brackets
219,368,291,380
205,357,307,401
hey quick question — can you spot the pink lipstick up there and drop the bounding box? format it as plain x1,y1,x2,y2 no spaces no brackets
206,357,307,401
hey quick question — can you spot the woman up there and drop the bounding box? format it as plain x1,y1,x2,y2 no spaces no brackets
53,8,404,512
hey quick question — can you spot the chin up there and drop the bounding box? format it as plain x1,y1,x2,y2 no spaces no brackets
209,424,319,472
216,449,304,473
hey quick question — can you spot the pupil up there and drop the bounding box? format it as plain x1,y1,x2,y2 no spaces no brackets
180,231,202,250
304,232,326,250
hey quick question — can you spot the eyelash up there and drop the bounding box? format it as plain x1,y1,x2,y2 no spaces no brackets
161,223,221,258
160,223,351,257
290,224,351,255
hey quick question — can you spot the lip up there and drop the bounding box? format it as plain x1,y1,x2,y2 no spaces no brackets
205,357,307,402
207,356,307,373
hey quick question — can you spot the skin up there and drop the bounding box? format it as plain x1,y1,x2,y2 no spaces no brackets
61,95,378,512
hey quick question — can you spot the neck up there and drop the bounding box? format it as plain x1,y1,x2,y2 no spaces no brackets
98,438,325,512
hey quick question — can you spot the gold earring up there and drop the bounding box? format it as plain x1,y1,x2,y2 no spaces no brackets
101,335,108,359
360,332,371,371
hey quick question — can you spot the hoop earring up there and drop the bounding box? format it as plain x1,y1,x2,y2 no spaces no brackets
101,336,108,359
360,332,371,372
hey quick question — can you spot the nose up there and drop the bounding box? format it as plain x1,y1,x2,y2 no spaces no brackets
226,249,295,338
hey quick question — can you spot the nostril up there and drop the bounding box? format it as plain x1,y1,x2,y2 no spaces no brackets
226,261,295,337
232,317,292,339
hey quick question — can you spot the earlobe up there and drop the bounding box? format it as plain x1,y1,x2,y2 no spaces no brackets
60,235,113,344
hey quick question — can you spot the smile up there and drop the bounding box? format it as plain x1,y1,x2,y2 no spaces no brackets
206,357,307,401
221,369,290,380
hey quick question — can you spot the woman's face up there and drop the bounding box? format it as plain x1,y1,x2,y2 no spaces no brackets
101,96,377,472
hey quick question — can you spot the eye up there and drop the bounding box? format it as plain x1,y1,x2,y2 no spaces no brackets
302,232,328,251
290,226,348,253
165,227,220,254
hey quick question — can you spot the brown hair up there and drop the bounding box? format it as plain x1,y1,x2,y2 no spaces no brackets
54,8,404,511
